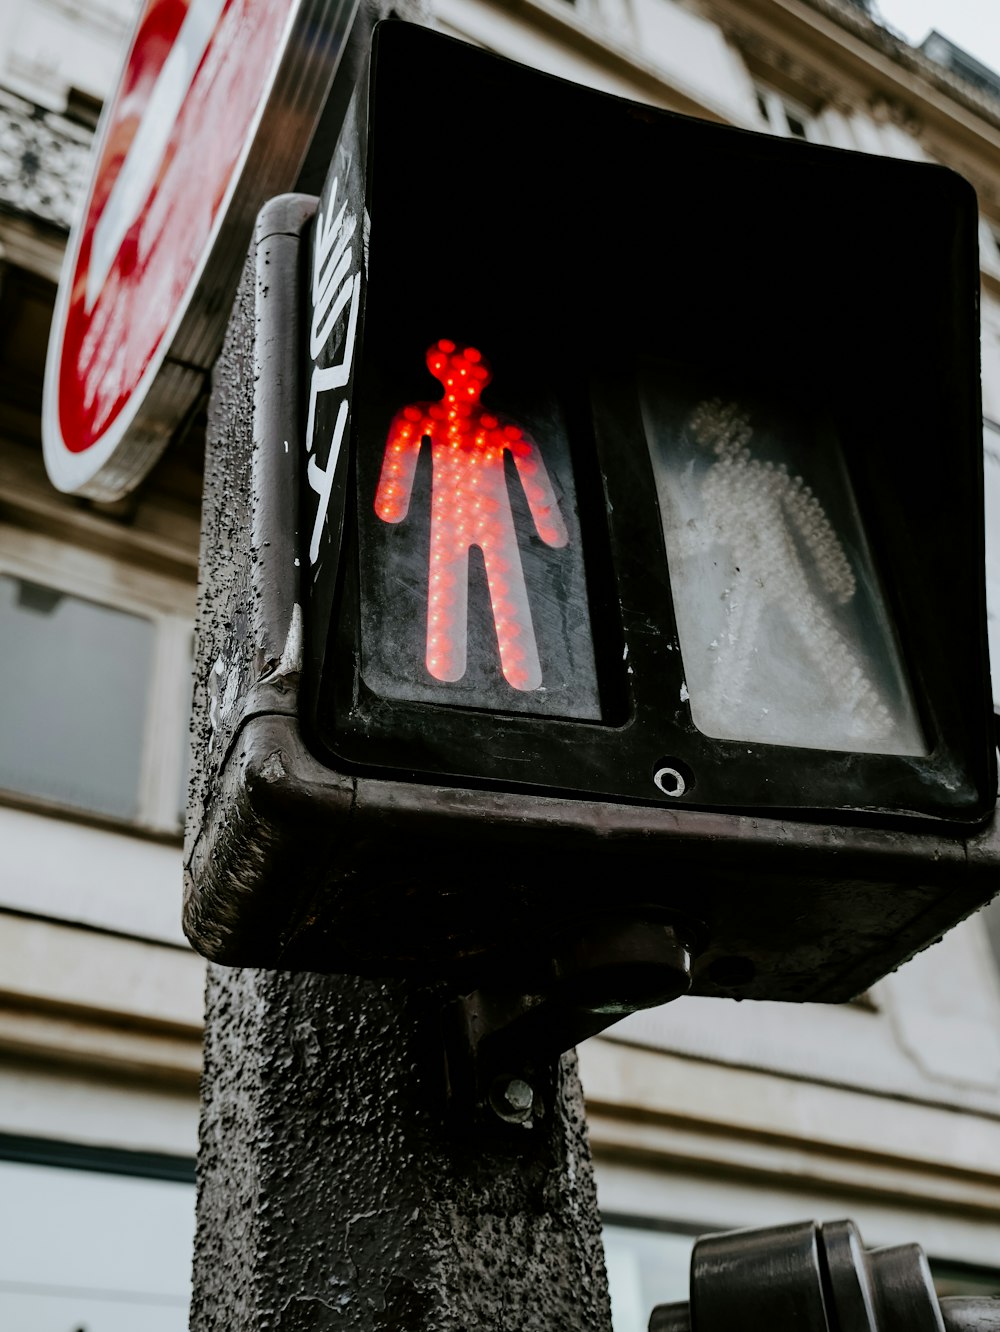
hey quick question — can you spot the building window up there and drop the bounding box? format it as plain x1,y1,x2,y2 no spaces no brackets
754,85,815,141
921,31,1000,104
0,1137,194,1331
604,1218,697,1330
0,574,154,820
0,528,193,835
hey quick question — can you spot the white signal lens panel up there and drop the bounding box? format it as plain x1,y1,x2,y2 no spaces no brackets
640,364,927,756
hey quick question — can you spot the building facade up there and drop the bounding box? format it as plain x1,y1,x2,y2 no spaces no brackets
2,0,1000,1326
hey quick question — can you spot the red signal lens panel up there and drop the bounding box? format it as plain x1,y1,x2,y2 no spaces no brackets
360,339,602,720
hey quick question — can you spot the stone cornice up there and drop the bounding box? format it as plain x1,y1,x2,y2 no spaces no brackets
805,0,1000,130
703,0,1000,180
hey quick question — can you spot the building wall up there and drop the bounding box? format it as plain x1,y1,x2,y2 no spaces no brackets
2,0,1000,1326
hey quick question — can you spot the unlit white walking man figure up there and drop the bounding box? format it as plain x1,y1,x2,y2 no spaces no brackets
685,398,894,744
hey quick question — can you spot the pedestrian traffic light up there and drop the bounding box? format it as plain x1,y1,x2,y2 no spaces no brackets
185,20,999,1008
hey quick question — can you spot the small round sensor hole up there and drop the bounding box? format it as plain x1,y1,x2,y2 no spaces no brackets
652,757,694,798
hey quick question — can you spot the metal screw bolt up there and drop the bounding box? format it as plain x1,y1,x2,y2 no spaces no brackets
490,1076,535,1125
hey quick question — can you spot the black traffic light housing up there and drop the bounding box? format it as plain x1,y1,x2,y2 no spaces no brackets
185,21,999,1003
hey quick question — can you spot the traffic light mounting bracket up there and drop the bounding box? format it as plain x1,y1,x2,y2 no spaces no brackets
445,915,693,1127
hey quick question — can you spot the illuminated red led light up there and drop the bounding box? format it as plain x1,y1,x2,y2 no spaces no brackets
375,339,569,690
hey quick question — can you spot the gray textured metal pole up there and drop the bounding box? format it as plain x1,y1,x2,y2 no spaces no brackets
190,966,613,1330
188,6,613,1316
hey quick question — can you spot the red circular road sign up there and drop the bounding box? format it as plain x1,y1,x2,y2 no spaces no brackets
43,0,358,499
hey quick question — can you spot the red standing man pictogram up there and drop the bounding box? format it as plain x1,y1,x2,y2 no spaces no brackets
375,339,569,690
